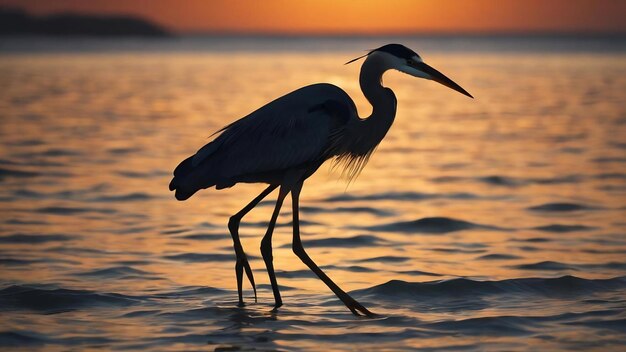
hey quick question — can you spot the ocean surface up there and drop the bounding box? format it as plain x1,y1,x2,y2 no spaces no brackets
0,36,625,351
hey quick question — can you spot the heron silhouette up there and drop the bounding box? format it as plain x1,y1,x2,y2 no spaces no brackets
169,44,472,317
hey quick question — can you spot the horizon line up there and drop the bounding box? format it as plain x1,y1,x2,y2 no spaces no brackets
3,6,626,38
174,30,626,38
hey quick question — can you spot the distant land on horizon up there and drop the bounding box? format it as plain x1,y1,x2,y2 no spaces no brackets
2,7,625,40
0,7,170,37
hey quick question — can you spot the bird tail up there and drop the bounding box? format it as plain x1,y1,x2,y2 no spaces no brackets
169,155,216,201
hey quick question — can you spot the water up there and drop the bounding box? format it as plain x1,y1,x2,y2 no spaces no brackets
0,36,625,351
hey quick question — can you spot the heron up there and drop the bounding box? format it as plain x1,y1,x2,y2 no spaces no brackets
169,43,472,317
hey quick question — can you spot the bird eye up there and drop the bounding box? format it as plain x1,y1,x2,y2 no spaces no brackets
407,59,414,65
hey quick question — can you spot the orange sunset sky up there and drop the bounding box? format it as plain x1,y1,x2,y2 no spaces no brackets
1,0,625,34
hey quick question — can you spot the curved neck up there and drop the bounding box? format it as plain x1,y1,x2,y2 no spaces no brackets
344,55,397,155
360,55,396,120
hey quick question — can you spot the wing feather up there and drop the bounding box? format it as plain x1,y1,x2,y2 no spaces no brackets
220,111,331,177
192,84,356,181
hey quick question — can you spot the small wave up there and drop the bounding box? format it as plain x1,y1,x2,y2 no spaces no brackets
517,245,540,252
0,167,40,179
181,233,230,240
512,261,576,271
478,254,523,260
75,266,153,279
594,172,626,180
276,269,316,279
559,147,584,154
151,286,227,298
365,217,498,234
325,191,491,202
398,269,443,276
116,260,152,266
36,206,116,215
592,157,626,163
115,169,169,178
0,233,75,244
257,283,297,291
276,266,378,280
280,235,387,248
424,315,533,336
38,148,83,157
598,185,626,192
566,318,626,332
527,202,597,212
334,206,395,216
533,224,595,233
514,237,551,243
152,333,218,346
49,246,109,255
353,276,626,301
11,184,111,201
593,262,626,270
89,192,154,202
242,219,321,228
163,253,238,262
326,191,436,202
157,307,229,321
513,261,626,272
322,265,376,273
0,257,78,266
478,175,522,186
0,159,18,166
0,285,142,312
529,175,583,185
0,331,46,347
430,247,485,254
121,309,161,318
4,219,48,225
301,206,394,217
161,228,189,235
0,258,36,266
432,174,583,187
0,329,115,347
278,264,378,277
354,255,410,263
5,139,44,147
106,147,139,155
582,248,626,254
1,154,67,167
611,142,626,150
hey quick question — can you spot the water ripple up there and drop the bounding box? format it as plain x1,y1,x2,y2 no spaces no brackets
0,233,76,244
528,202,599,212
532,224,596,233
364,217,502,234
352,276,626,300
279,234,389,248
0,285,143,313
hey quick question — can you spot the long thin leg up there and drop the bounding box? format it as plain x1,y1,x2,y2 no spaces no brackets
260,186,289,310
290,181,376,317
229,184,278,306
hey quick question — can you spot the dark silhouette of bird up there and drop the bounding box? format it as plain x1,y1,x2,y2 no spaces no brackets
169,43,472,316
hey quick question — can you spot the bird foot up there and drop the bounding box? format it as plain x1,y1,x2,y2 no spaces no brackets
270,301,283,312
344,298,378,318
235,255,257,304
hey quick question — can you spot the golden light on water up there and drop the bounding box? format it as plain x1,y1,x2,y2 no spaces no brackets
1,43,625,349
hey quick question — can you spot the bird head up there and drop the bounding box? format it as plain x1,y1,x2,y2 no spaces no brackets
346,43,473,99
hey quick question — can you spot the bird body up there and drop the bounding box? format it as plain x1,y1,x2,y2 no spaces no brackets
170,44,472,316
169,83,357,199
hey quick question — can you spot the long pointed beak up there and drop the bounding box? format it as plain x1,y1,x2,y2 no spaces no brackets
414,62,473,98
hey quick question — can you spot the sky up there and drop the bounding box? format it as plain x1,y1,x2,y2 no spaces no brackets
1,0,625,35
